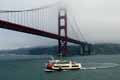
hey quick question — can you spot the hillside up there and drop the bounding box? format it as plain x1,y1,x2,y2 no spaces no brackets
93,43,120,55
0,43,120,55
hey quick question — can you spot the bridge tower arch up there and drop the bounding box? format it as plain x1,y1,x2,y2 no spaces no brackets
58,9,68,56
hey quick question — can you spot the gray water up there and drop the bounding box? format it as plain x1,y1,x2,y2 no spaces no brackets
0,54,120,80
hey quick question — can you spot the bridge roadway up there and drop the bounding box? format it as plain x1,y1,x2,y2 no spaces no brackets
0,20,88,45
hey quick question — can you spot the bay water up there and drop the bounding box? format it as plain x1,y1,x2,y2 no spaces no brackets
0,54,120,80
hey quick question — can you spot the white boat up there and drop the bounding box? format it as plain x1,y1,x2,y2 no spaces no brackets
45,59,82,71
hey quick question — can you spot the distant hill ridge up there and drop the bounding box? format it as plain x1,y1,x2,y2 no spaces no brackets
0,43,120,55
93,43,120,54
0,45,80,55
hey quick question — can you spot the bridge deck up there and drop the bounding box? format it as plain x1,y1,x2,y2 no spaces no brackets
0,20,87,45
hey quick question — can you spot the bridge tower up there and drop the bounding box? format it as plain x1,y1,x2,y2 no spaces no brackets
58,9,68,56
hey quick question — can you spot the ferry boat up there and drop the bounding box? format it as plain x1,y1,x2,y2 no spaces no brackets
45,59,82,71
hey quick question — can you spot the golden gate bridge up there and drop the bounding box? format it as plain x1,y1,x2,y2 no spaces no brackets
0,4,92,56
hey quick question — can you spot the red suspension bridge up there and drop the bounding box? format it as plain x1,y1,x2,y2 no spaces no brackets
0,4,92,56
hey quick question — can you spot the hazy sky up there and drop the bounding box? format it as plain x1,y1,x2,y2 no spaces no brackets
65,0,120,44
0,0,120,49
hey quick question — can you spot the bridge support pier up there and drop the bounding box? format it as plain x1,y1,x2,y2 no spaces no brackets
80,45,83,55
87,45,92,55
81,44,92,55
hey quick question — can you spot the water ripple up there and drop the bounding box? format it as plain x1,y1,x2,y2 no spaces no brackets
81,62,119,70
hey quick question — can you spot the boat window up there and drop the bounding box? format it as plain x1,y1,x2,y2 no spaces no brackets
54,66,69,67
72,65,79,67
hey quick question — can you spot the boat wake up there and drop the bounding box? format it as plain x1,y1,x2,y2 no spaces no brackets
81,62,119,70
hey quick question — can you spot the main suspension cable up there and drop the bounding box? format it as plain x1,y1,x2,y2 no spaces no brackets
0,2,59,13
